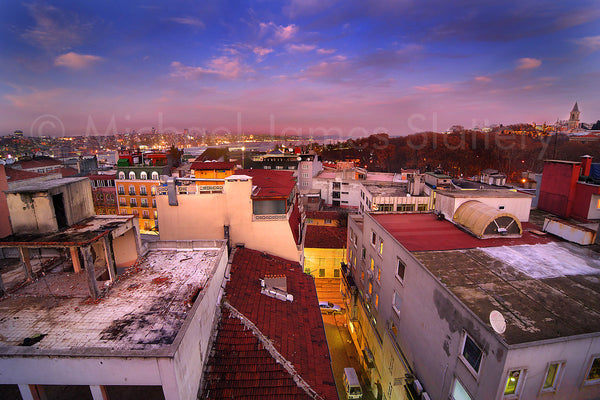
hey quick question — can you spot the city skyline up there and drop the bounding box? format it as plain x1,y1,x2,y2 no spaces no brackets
1,0,600,136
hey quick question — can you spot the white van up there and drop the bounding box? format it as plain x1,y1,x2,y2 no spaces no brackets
343,367,363,399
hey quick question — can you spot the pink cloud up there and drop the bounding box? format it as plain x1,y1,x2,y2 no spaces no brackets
474,76,492,83
414,83,453,93
574,35,600,53
170,57,253,80
317,48,336,55
516,57,542,70
259,22,298,43
54,52,102,69
253,46,273,57
287,44,316,52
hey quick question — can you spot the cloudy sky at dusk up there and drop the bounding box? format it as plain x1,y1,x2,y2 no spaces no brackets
1,0,599,137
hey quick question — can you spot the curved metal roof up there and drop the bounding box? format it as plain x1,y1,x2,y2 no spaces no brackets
453,200,522,238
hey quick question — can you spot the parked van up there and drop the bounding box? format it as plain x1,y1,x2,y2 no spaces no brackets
343,367,363,399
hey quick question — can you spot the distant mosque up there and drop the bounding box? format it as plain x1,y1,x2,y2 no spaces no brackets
568,102,580,131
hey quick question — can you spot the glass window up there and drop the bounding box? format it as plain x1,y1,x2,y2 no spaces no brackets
396,203,416,212
128,186,135,195
141,198,148,207
152,198,156,208
397,258,406,281
151,186,157,195
371,231,376,245
379,240,383,255
319,269,325,277
377,268,381,282
461,334,483,374
451,379,472,400
118,171,125,180
542,363,562,392
418,203,428,211
130,198,137,207
585,357,600,384
151,171,159,180
370,257,374,271
142,210,149,219
504,369,526,396
128,171,136,180
140,171,147,180
368,282,372,295
361,247,366,260
153,211,158,219
333,269,340,278
374,294,379,308
393,292,401,315
140,186,147,195
118,185,125,195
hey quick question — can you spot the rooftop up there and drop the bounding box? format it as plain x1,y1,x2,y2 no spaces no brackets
14,159,62,170
304,225,347,249
4,167,47,182
0,248,223,355
305,211,343,220
437,189,532,199
235,168,296,198
190,161,236,170
372,213,550,252
5,177,89,194
413,242,600,345
362,181,408,197
0,215,134,247
202,248,337,399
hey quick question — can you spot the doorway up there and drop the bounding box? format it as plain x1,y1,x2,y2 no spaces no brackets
52,193,68,229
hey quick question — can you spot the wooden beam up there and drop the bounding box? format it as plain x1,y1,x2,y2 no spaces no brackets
81,246,99,300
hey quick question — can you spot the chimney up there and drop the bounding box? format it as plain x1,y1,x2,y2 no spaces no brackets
581,155,592,177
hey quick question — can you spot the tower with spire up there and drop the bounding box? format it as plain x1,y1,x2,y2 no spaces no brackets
568,102,580,131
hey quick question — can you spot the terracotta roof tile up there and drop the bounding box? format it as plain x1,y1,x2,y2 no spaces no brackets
235,169,296,198
4,167,46,182
304,226,347,249
201,248,337,400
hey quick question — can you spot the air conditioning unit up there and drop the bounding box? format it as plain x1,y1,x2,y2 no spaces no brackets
421,393,431,400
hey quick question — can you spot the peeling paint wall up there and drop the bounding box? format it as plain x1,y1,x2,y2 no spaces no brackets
112,227,139,267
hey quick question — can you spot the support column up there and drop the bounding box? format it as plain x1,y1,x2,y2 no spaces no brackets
90,385,109,400
18,384,46,400
102,236,117,282
132,222,142,257
82,246,99,300
19,247,33,281
70,247,82,273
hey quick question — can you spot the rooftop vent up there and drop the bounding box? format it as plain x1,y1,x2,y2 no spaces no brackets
260,275,293,302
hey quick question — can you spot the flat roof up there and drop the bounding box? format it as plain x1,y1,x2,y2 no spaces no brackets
0,216,134,247
362,181,408,197
413,242,600,345
5,177,89,193
372,213,550,252
0,248,222,356
437,189,532,198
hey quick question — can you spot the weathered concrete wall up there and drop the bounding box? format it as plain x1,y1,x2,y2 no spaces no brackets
6,192,57,234
502,335,600,400
171,245,228,400
112,226,139,267
60,178,94,225
157,180,300,261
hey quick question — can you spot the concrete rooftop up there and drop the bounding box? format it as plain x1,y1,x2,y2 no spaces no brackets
438,189,532,198
362,181,408,197
414,242,600,345
5,177,89,193
0,248,221,356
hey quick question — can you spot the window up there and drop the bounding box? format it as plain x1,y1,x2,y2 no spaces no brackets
319,269,325,277
302,173,309,178
396,203,415,212
140,171,147,180
460,334,483,375
325,219,332,224
130,198,137,207
361,271,365,281
118,185,125,195
151,186,157,195
504,369,526,397
302,181,309,187
333,182,341,189
371,231,376,245
542,362,564,392
370,257,374,271
140,186,147,195
417,203,427,211
374,294,379,308
128,171,136,180
396,258,406,281
499,205,505,210
129,186,136,195
393,292,401,315
377,267,381,282
132,209,139,216
154,211,158,219
118,171,125,180
142,210,149,219
119,198,126,206
451,379,472,400
334,269,340,278
378,204,393,212
368,282,372,295
144,221,151,230
141,198,148,207
332,191,340,199
302,164,308,169
151,171,159,180
361,247,366,260
152,199,156,208
585,356,600,385
379,240,383,255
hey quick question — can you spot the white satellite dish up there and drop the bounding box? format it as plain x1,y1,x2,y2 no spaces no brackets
489,310,506,334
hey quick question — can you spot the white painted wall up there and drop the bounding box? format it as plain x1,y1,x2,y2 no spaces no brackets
436,193,532,222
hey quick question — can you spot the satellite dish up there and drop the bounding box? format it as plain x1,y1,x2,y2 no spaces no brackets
490,310,506,334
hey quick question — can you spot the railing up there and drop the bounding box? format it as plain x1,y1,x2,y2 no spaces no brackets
157,185,224,195
253,213,288,221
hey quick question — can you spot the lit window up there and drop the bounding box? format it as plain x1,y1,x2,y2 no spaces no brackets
319,269,325,277
585,357,600,385
128,171,136,180
451,379,472,400
368,282,372,295
397,258,406,281
374,294,379,308
334,269,340,278
542,362,563,392
151,171,159,180
118,171,125,180
140,171,147,180
460,334,483,375
377,268,381,282
361,271,365,281
379,240,383,255
504,369,526,396
370,257,375,271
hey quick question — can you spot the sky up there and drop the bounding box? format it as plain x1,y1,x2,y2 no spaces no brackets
1,0,599,137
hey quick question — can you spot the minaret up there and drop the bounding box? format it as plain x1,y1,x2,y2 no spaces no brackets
568,102,580,130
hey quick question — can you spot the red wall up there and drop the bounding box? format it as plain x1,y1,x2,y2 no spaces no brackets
0,165,13,238
538,162,580,218
572,182,600,221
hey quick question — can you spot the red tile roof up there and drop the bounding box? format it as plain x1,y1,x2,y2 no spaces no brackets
202,248,337,400
191,161,236,170
59,167,78,177
15,159,62,170
87,174,116,181
305,211,342,220
304,225,347,249
4,167,46,182
235,169,296,198
372,213,551,252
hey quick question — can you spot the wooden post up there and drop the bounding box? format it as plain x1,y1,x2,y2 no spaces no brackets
19,247,33,281
102,236,117,282
18,384,46,400
81,246,99,300
89,385,110,400
70,247,82,273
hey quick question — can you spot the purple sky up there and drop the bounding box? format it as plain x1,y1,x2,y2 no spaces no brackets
1,0,599,137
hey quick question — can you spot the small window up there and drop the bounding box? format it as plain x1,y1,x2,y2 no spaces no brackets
130,198,137,207
377,268,381,282
153,210,158,219
418,203,427,211
151,186,157,195
370,257,375,271
151,171,159,180
368,282,372,295
371,231,376,245
319,269,325,277
118,171,125,180
396,258,406,281
302,173,309,178
379,240,383,255
119,198,126,206
325,219,332,224
504,369,526,397
461,334,483,375
333,269,340,278
152,199,156,208
393,292,401,315
140,186,147,195
499,205,505,210
585,356,600,385
128,171,136,180
374,294,379,308
140,171,147,180
542,362,563,392
451,379,472,400
118,185,125,195
361,247,366,260
128,186,136,195
141,198,148,207
142,210,149,218
361,271,365,281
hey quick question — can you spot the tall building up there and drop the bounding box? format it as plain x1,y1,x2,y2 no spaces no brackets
569,102,581,131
